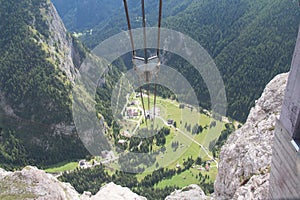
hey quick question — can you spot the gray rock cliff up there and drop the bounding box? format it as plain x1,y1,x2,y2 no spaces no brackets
43,2,78,82
0,166,81,200
214,73,289,199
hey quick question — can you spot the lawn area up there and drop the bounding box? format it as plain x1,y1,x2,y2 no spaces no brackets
44,161,78,173
155,165,217,189
116,93,235,188
155,170,199,188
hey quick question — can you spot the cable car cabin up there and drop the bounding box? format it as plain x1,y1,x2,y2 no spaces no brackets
122,0,162,125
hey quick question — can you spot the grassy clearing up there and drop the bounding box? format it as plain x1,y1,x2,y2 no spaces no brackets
155,165,218,189
44,161,78,173
127,96,223,151
155,170,199,188
132,95,227,187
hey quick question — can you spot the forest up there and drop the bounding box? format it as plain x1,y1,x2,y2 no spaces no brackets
53,0,300,122
0,0,88,169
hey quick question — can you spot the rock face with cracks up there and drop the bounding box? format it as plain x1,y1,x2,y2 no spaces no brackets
214,73,288,200
0,166,81,200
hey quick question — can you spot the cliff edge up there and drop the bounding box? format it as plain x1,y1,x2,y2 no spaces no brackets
0,166,146,200
214,73,289,199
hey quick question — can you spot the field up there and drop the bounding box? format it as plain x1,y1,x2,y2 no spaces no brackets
45,92,235,190
155,166,217,189
124,92,228,187
44,161,78,173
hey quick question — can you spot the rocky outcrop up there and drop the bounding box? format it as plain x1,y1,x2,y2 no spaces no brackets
165,184,208,200
43,2,78,82
214,73,289,199
90,182,146,200
233,173,269,200
0,166,146,200
0,166,81,200
42,2,88,135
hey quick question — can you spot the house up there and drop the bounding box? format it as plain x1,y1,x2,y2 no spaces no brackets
118,139,126,144
205,164,210,171
130,100,138,106
79,160,89,169
136,92,142,98
133,110,139,116
127,109,139,118
167,119,174,125
127,109,133,118
79,160,86,166
197,167,203,171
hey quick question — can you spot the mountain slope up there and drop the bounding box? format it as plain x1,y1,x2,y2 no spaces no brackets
51,0,120,32
52,0,194,47
51,0,194,33
163,0,299,121
0,0,88,169
53,0,299,122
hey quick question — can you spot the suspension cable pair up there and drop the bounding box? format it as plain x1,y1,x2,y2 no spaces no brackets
123,0,163,126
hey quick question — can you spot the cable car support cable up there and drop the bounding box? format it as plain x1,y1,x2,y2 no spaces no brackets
123,0,162,126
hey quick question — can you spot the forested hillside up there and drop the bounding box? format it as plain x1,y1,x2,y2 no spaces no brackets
53,0,300,122
51,0,120,31
164,0,300,121
52,0,194,47
0,0,88,169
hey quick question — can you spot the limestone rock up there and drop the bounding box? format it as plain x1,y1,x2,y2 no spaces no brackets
45,2,78,82
233,174,269,200
214,73,288,200
0,166,81,200
165,184,208,200
0,168,12,179
91,182,146,200
0,166,147,200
